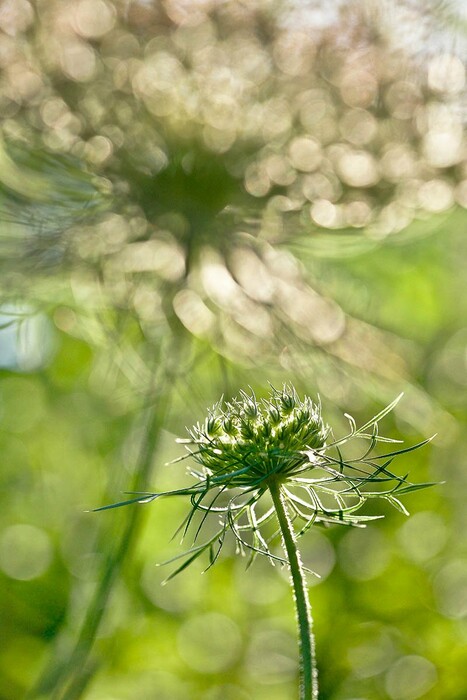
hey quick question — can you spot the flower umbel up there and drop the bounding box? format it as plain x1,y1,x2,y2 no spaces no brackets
183,386,329,489
96,385,433,574
95,385,434,700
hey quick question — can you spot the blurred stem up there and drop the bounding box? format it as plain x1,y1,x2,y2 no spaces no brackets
268,478,318,700
28,334,183,700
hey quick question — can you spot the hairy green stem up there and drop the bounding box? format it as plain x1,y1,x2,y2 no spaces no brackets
268,478,318,700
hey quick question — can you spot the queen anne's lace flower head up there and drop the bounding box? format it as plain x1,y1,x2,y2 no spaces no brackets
96,385,434,581
185,385,329,488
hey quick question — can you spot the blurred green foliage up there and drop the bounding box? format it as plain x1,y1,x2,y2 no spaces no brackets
1,2,467,700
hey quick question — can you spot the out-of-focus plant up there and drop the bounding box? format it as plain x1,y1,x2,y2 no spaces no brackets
2,0,465,405
2,0,465,389
96,385,434,700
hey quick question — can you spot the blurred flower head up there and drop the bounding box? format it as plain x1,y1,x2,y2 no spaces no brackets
1,0,466,395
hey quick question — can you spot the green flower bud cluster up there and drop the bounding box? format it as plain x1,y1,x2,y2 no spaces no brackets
186,385,329,487
98,388,433,592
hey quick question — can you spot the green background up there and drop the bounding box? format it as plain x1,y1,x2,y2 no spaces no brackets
1,2,467,699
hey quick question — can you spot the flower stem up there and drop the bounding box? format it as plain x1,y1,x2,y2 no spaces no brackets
268,478,318,700
27,333,183,700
